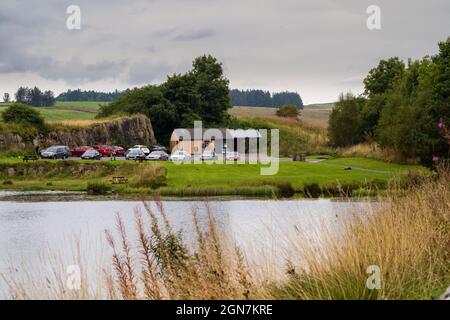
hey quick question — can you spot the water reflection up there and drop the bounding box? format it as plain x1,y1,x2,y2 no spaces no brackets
0,199,373,297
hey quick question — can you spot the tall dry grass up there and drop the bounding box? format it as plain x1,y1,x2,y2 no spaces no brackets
274,167,450,299
4,169,449,300
102,197,261,300
97,168,450,300
335,142,416,164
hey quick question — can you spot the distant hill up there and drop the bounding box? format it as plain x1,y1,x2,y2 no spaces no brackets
230,103,333,128
303,102,335,110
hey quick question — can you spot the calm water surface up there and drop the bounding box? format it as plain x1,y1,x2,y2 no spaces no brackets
0,192,373,297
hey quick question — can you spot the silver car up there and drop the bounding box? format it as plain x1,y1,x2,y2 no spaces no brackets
146,151,169,161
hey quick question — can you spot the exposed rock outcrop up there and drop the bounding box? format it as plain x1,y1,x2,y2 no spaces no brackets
0,133,28,151
0,115,156,150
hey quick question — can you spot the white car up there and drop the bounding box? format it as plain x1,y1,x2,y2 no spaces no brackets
226,151,241,161
132,145,150,155
170,150,191,162
201,150,217,161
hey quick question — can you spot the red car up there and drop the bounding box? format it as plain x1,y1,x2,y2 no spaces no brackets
93,145,114,157
112,146,126,156
70,146,91,157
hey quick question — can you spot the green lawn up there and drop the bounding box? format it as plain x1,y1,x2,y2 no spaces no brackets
0,101,104,121
40,108,96,121
0,156,428,197
322,157,426,172
54,101,107,110
162,159,424,190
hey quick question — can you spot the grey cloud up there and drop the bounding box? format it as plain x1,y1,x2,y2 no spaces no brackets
173,28,215,41
0,0,449,103
41,58,127,84
127,61,174,85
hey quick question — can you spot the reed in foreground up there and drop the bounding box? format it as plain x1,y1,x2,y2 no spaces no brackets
104,168,450,300
3,169,449,299
274,167,450,299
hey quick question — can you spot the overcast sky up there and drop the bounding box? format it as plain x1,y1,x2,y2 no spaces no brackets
0,0,449,104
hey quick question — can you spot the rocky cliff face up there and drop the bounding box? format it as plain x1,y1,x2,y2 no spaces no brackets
0,133,28,151
0,115,156,150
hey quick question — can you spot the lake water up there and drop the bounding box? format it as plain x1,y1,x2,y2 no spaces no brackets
0,193,373,298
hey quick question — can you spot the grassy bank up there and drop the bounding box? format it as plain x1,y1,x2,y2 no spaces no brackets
5,168,449,300
0,160,167,195
0,101,106,122
0,157,429,198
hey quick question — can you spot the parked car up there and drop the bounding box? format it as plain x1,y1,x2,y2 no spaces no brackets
150,144,167,152
201,150,217,161
125,149,147,160
70,146,91,157
40,146,71,159
146,150,169,161
226,151,241,161
132,145,150,155
112,146,126,156
170,150,191,162
93,145,114,157
81,149,102,160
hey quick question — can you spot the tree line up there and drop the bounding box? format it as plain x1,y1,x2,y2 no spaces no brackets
328,38,450,166
56,89,125,102
13,87,56,107
53,88,304,108
97,55,232,143
229,89,303,108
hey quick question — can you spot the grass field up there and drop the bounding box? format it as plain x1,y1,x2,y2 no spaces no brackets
1,101,333,125
54,101,106,110
304,102,335,110
162,158,426,191
0,157,428,197
230,103,334,127
0,101,107,122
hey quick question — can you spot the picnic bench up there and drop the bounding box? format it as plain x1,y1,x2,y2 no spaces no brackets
23,155,39,162
292,153,306,162
110,176,129,184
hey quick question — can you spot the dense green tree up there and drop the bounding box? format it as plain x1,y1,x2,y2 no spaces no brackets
13,86,55,107
29,87,43,107
229,89,303,108
15,87,30,104
57,89,124,102
328,38,450,165
42,90,56,107
276,104,300,118
1,103,45,131
363,57,405,97
190,55,231,125
3,93,10,103
328,93,365,147
98,55,232,144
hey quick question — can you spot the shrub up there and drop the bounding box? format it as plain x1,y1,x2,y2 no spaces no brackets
276,104,300,118
159,186,276,198
303,183,321,198
1,103,46,132
130,165,167,189
322,182,359,197
0,122,39,143
391,171,430,189
86,182,111,195
274,182,295,198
